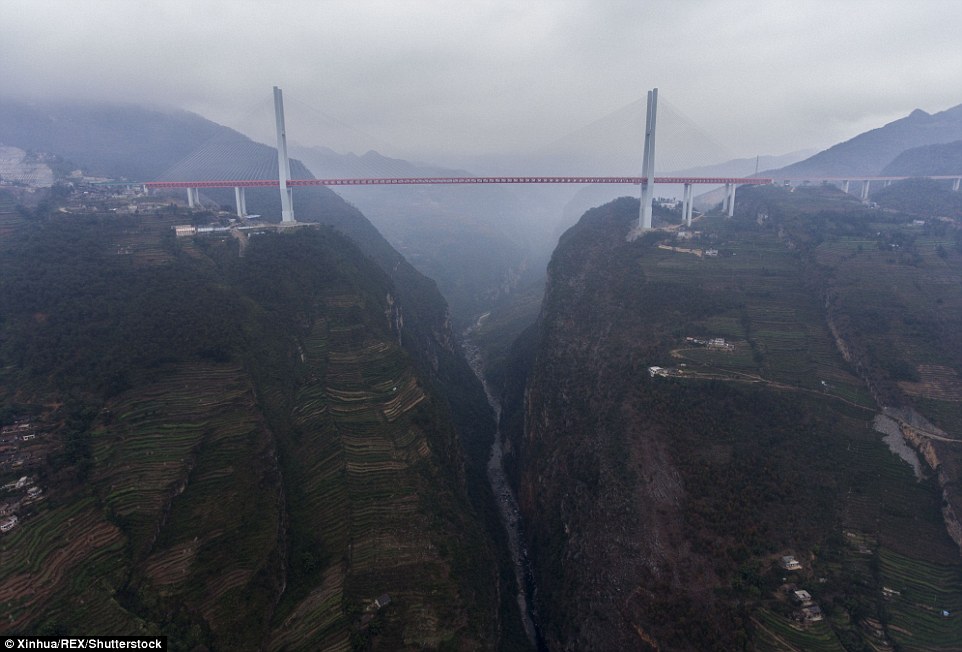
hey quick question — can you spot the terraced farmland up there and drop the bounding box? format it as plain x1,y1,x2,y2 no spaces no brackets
0,217,501,648
816,230,962,403
645,220,872,410
108,214,180,266
92,365,265,556
0,362,281,642
264,273,489,649
0,498,128,632
877,548,962,651
752,608,846,652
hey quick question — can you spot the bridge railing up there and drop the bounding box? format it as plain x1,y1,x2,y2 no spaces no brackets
145,176,774,189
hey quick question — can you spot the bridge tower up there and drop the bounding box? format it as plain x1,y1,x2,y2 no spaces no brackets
640,88,658,230
274,86,295,223
629,88,658,240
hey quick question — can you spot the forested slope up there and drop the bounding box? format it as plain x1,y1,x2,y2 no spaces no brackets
0,211,511,650
504,189,962,650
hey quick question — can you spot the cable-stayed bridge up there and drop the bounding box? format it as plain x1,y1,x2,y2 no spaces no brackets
144,88,962,232
144,87,772,232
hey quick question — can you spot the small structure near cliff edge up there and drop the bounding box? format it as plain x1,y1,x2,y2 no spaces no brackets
780,555,802,571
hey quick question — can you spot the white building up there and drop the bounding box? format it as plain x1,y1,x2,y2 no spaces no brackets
780,555,802,571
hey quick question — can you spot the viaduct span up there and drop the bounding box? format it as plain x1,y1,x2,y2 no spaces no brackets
143,87,962,231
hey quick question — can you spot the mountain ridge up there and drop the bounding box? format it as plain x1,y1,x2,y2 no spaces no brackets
882,139,962,176
768,103,962,178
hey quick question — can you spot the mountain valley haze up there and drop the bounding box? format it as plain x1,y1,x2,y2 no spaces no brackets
2,1,962,650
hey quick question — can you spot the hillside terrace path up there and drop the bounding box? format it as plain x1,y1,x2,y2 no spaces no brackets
750,617,807,652
667,348,962,444
668,347,877,412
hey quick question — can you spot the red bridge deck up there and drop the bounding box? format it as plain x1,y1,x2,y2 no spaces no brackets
146,176,774,189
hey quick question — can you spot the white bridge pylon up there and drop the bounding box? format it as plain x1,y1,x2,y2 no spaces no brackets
274,86,295,223
638,88,658,232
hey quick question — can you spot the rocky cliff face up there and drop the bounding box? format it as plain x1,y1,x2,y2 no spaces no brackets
510,199,732,650
505,189,962,650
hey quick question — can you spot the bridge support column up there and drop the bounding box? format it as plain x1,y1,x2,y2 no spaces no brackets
842,180,850,194
682,183,694,227
186,187,199,208
630,88,658,239
954,177,961,192
722,183,736,217
234,187,247,218
273,86,295,223
861,180,870,201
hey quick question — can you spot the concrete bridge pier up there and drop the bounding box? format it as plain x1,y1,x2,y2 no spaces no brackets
861,180,871,201
682,183,694,227
842,180,850,194
186,187,200,208
234,187,248,218
723,183,736,217
954,178,960,192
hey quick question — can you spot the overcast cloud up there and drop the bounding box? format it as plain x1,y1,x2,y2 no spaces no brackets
3,0,962,169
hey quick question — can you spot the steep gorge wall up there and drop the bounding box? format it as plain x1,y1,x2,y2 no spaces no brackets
505,186,962,650
507,199,730,650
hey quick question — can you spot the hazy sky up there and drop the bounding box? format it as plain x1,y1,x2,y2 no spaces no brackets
3,0,962,169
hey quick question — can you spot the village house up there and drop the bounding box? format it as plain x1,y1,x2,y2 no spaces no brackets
792,589,813,605
800,605,824,622
780,555,802,571
707,337,734,351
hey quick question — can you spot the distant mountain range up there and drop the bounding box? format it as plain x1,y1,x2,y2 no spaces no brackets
0,98,232,181
882,139,962,176
768,104,962,178
675,151,817,179
291,144,468,179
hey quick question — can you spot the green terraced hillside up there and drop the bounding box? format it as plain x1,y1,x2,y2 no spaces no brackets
0,212,510,650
